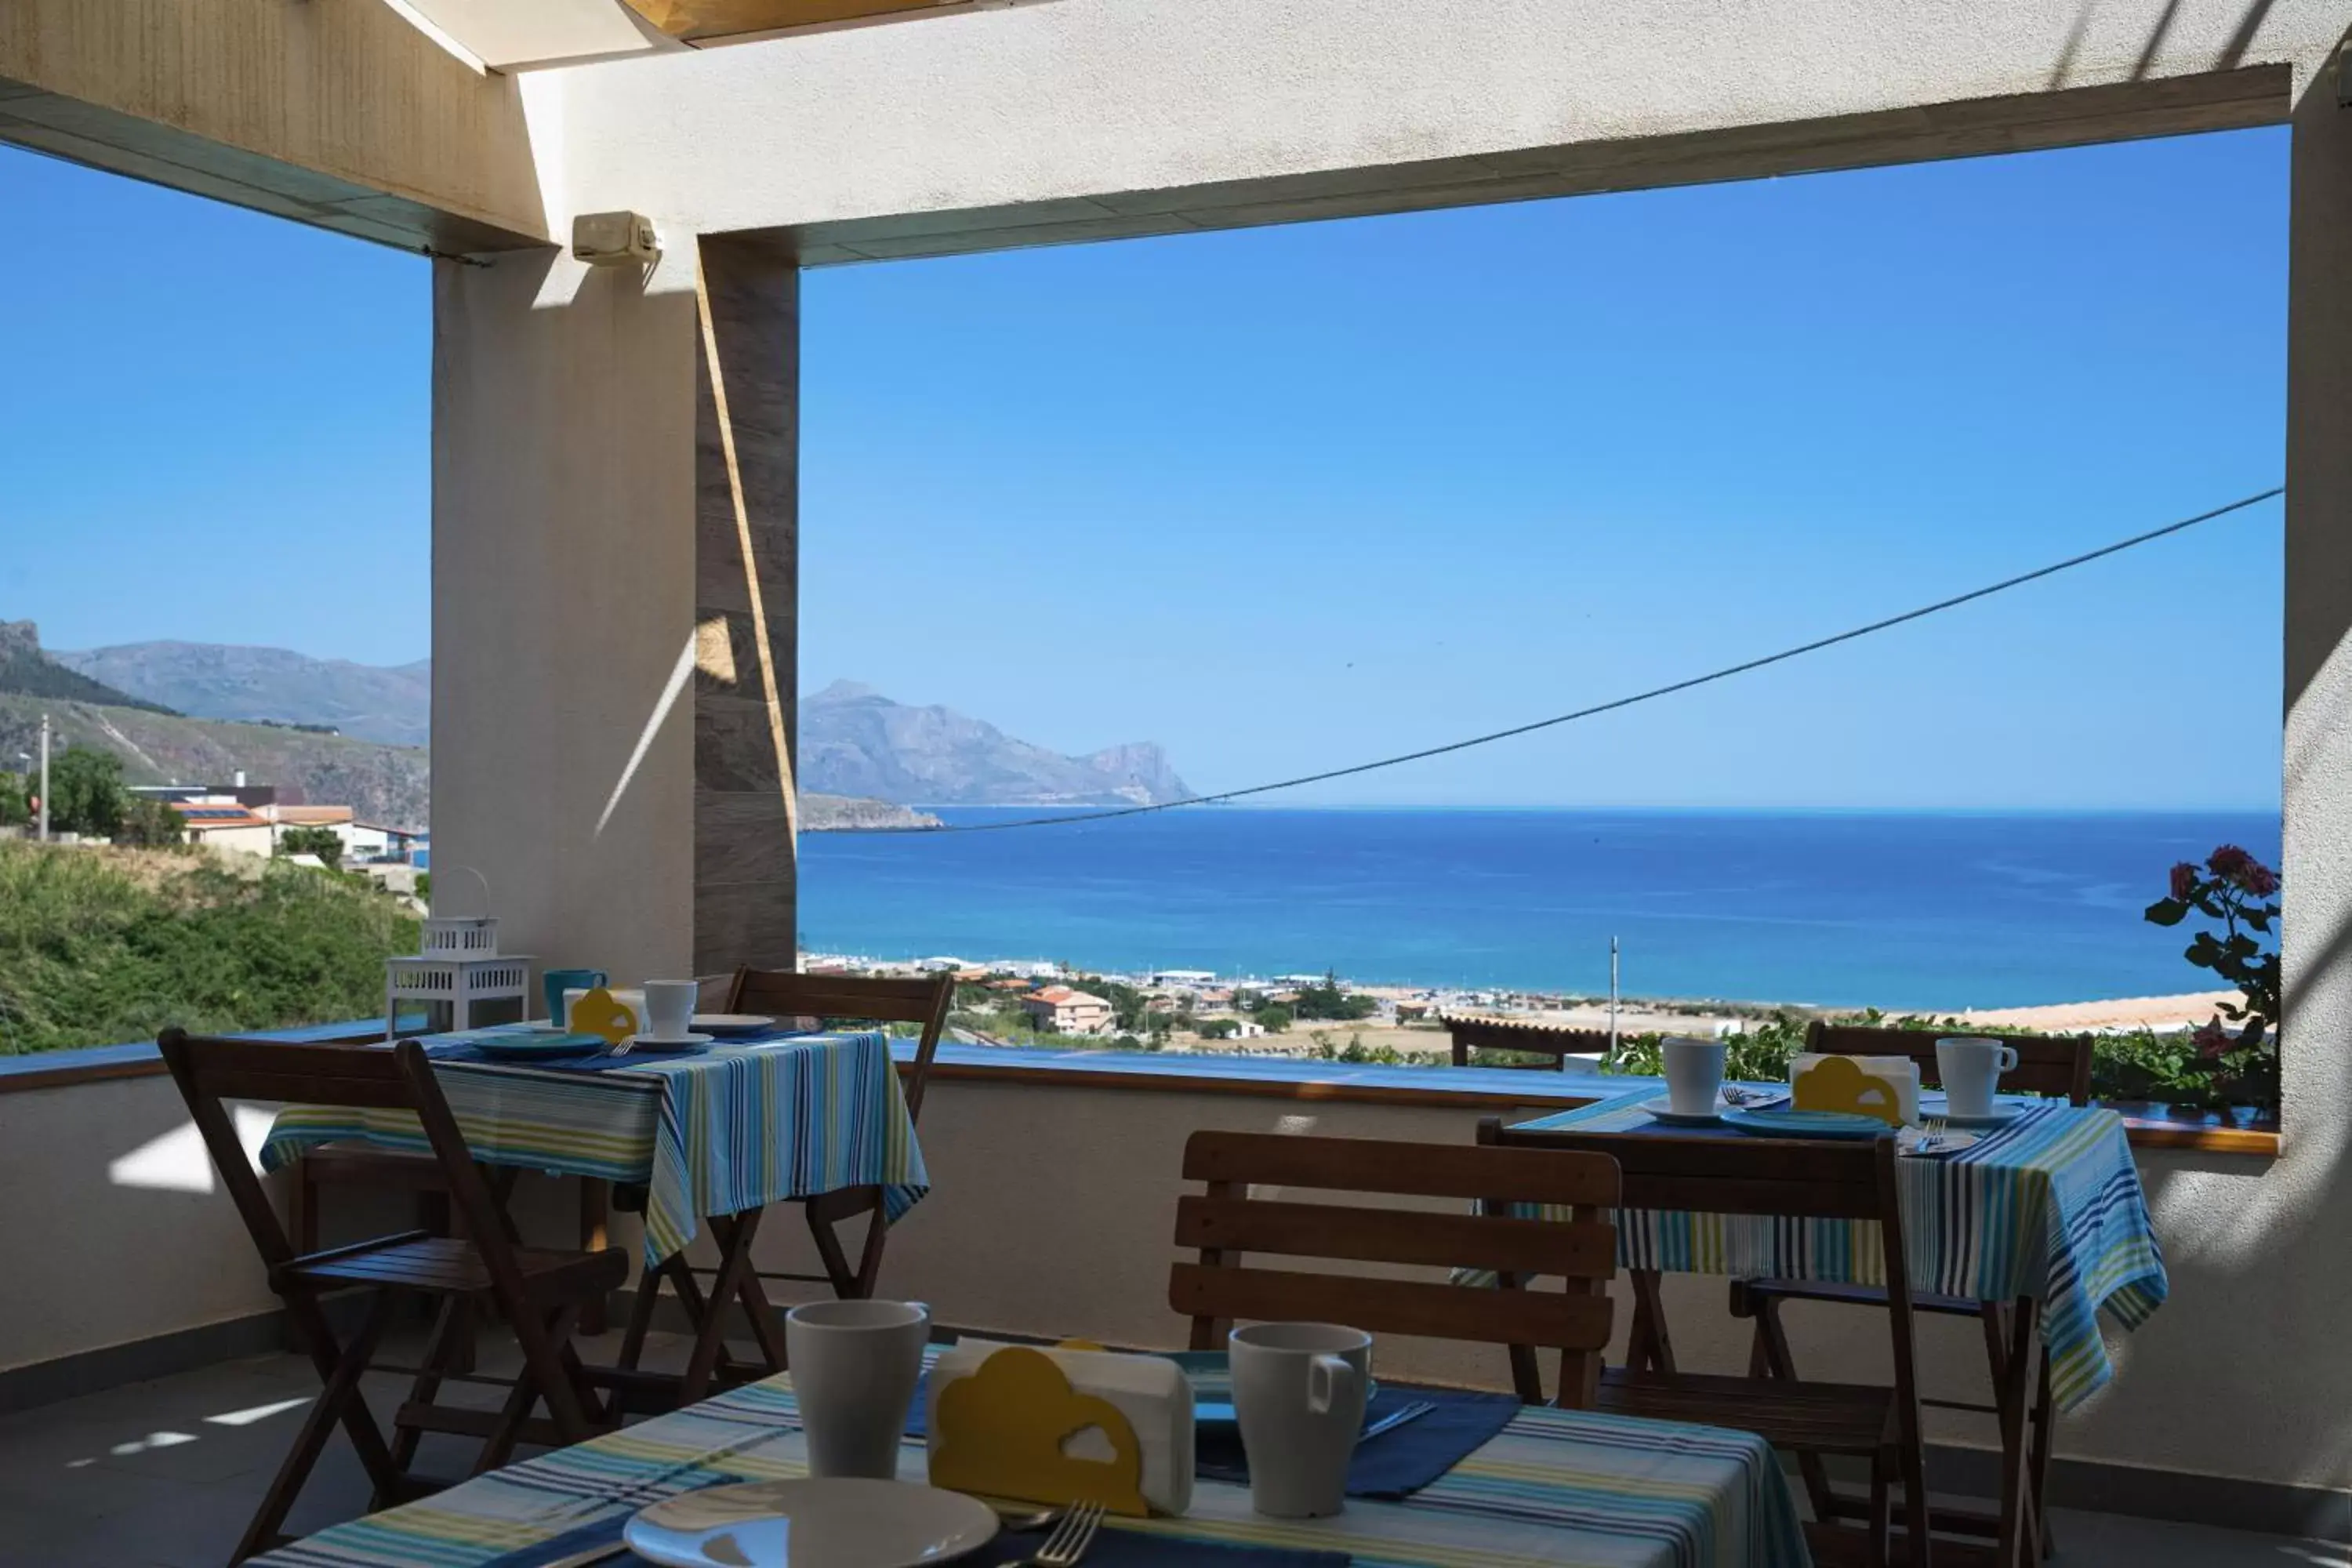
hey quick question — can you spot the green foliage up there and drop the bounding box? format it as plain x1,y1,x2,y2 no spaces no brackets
1293,971,1378,1022
45,747,125,837
1196,1018,1243,1040
1602,1013,1811,1083
0,771,25,828
414,871,431,903
1312,1029,1408,1065
116,797,186,848
0,842,419,1054
1257,1002,1294,1033
2143,846,2281,1105
278,825,346,869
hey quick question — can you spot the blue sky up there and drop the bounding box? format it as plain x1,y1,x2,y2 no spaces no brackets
1,128,2288,809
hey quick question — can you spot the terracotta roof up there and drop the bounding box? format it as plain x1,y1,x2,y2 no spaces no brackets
266,805,354,825
168,803,268,829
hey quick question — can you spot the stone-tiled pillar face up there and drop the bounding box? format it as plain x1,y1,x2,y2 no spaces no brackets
692,238,800,975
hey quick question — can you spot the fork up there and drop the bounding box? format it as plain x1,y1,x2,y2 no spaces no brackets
1020,1501,1105,1566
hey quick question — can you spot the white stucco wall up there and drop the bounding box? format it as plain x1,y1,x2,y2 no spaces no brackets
11,1064,2336,1497
518,0,2348,245
430,247,702,985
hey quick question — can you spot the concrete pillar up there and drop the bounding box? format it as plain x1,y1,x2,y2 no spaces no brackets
2284,50,2352,1138
431,236,800,986
691,238,801,975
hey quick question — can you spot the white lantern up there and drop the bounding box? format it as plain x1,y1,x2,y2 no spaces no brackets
386,877,532,1037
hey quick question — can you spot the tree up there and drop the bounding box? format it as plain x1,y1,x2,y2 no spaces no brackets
1257,1003,1294,1033
278,825,346,869
0,771,25,828
1196,1018,1243,1040
46,747,126,837
1294,970,1377,1021
116,797,186,848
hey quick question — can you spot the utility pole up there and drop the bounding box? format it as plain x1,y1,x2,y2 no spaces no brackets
1608,935,1620,1057
36,713,49,843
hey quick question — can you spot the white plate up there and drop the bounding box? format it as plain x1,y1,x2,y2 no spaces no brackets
620,1032,715,1051
1639,1096,1724,1127
694,1014,777,1035
625,1478,999,1568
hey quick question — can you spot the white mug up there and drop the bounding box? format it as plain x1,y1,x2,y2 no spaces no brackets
641,979,699,1041
1936,1036,2020,1120
784,1299,930,1479
1229,1322,1370,1518
1661,1036,1727,1116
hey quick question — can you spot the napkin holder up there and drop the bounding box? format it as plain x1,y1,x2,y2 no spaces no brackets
927,1344,1189,1516
1791,1054,1918,1127
567,985,640,1047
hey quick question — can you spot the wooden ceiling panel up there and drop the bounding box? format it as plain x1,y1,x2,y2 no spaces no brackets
619,0,963,42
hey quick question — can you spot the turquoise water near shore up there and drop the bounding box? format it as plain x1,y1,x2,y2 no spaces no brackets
796,808,2279,1011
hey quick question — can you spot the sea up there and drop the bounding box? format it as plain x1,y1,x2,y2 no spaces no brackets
796,808,2281,1012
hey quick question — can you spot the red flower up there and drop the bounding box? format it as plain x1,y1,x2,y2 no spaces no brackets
2236,860,2280,898
2169,862,2200,901
2207,845,2253,880
2193,1020,2234,1061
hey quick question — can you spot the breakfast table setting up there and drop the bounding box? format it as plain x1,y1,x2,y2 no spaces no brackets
259,970,931,1402
246,1302,1816,1568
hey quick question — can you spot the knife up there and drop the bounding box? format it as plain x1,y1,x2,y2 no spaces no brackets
1359,1399,1437,1442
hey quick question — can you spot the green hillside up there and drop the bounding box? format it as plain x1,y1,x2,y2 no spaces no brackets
0,840,416,1054
0,693,430,831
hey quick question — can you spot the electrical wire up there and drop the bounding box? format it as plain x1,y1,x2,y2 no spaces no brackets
827,485,2284,835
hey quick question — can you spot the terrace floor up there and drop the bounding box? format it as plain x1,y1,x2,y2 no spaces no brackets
0,1329,2341,1568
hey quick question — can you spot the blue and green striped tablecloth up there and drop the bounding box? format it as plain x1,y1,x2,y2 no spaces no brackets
1510,1092,2166,1410
260,1027,927,1265
251,1359,1812,1568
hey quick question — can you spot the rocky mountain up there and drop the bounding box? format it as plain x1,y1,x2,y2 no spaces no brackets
21,631,1192,816
0,692,432,831
50,640,432,746
800,681,1192,806
0,622,174,713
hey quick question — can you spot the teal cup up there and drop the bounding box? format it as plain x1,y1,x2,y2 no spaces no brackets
543,967,606,1025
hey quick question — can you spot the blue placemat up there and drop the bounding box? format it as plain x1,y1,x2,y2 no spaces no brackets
425,1039,707,1072
1196,1384,1517,1501
905,1377,1512,1502
487,1508,1345,1568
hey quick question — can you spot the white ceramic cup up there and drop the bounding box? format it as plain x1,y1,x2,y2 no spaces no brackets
1661,1035,1728,1116
1936,1036,2020,1120
641,979,699,1041
783,1299,930,1479
1229,1322,1371,1518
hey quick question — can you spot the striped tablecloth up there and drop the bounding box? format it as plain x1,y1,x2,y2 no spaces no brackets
250,1358,1812,1568
1511,1092,2167,1410
260,1027,927,1265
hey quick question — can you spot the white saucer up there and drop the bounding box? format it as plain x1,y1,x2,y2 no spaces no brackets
619,1032,714,1052
1900,1127,1980,1157
692,1013,776,1036
1639,1096,1725,1126
1939,1107,2024,1128
626,1477,999,1568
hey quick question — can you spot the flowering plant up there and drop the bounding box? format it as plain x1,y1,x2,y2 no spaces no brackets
2143,844,2281,1102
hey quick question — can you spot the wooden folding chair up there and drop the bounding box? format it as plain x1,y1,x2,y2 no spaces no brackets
609,970,951,1403
1735,1021,2093,1563
1167,1130,1619,1407
1443,1014,1614,1071
1480,1117,1929,1567
158,1029,627,1565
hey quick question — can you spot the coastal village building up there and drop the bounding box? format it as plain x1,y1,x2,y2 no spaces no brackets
1020,985,1116,1036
